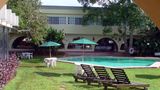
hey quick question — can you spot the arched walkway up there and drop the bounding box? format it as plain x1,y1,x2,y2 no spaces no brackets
120,44,125,50
12,36,36,49
95,38,118,52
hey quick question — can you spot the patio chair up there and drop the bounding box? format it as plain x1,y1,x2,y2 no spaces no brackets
103,68,149,90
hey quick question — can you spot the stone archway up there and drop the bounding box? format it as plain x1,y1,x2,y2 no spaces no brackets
120,44,125,50
95,38,118,52
12,36,36,49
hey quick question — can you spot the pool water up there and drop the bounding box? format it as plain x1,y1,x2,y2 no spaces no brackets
60,56,158,68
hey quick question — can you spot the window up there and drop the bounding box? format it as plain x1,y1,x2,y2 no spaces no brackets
68,17,82,25
48,16,83,25
68,17,75,24
59,17,66,24
52,17,59,24
75,17,82,25
48,17,53,24
47,16,66,24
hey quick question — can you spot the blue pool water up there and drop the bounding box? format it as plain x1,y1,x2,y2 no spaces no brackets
60,56,158,68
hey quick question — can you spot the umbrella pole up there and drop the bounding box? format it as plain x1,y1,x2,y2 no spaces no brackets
49,47,51,57
82,44,84,61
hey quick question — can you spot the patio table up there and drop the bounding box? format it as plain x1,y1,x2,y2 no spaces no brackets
21,52,33,59
44,57,57,67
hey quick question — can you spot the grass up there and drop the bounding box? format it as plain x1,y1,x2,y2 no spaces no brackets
4,57,160,90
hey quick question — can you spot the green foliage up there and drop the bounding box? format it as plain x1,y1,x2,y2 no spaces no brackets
135,29,160,56
8,0,47,45
45,27,65,43
80,0,154,31
111,27,126,39
79,0,155,52
103,27,112,35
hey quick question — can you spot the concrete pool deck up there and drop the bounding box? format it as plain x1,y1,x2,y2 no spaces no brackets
150,62,160,68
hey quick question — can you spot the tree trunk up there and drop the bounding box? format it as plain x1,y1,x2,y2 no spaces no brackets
123,36,128,52
123,22,128,52
123,0,131,53
129,29,133,48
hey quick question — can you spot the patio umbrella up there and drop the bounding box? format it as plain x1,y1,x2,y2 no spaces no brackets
40,41,61,57
70,38,97,45
70,38,97,59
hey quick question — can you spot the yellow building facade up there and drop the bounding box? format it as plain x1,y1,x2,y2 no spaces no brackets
40,6,128,52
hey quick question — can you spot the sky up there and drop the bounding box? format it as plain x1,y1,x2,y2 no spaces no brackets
41,0,83,6
40,0,99,6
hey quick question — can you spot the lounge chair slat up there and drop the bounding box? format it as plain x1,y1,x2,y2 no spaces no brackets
94,66,114,81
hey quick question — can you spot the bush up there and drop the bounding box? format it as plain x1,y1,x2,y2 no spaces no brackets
0,54,19,90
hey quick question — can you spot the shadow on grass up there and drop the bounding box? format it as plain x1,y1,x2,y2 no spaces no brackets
66,81,140,90
35,71,73,78
73,84,98,89
35,72,61,77
62,73,73,76
135,74,160,79
35,66,46,68
20,65,45,68
72,83,116,90
66,80,86,84
66,81,100,87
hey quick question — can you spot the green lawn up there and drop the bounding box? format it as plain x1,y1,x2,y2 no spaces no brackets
4,57,160,90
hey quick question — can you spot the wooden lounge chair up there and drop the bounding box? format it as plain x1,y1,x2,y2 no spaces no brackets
103,68,149,90
94,66,113,81
73,73,87,82
94,66,117,89
80,64,102,86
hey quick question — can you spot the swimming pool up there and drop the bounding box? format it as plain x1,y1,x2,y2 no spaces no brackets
59,56,159,68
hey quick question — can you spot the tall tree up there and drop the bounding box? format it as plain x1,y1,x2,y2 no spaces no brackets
45,27,65,43
78,0,154,52
8,0,47,45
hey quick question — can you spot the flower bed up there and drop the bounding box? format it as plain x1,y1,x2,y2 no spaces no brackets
0,54,19,90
